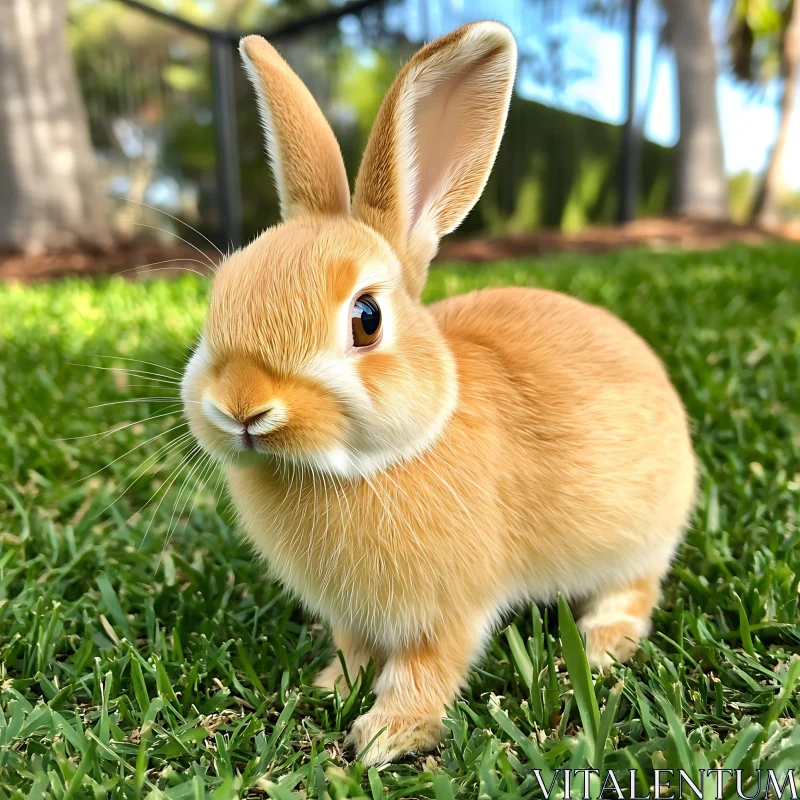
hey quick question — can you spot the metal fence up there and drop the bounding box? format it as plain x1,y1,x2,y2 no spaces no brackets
70,0,653,252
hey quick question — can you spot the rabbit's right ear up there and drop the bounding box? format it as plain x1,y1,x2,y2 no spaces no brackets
352,22,516,297
240,36,350,220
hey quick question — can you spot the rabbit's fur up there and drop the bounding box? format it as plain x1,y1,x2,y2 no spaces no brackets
181,22,696,765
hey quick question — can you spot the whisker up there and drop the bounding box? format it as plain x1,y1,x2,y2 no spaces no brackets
117,384,181,391
72,363,182,383
77,421,190,483
85,355,183,376
131,223,218,270
211,449,232,514
137,443,203,553
92,429,193,520
88,398,201,409
119,196,224,260
159,451,217,570
67,362,181,386
114,260,212,280
163,450,212,545
56,405,184,441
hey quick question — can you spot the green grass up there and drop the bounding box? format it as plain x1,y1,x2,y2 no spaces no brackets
1,245,799,798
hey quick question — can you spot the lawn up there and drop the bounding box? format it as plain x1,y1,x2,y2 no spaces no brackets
1,245,799,798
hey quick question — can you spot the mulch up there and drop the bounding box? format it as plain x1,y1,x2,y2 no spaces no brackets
0,241,213,284
2,217,798,284
435,216,800,262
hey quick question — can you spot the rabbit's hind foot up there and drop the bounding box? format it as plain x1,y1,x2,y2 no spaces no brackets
578,573,662,670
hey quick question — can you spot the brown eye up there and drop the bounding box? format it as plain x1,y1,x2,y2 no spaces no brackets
352,295,382,348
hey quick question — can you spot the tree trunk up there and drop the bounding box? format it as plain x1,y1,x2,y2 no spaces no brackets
0,0,111,253
664,0,729,219
750,0,800,227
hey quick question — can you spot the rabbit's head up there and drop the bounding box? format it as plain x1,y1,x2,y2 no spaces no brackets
182,23,516,478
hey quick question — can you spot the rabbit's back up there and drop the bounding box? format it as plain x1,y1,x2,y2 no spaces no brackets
432,286,672,392
431,286,696,598
433,286,688,442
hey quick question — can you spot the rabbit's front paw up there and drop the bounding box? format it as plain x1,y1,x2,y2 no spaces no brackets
346,710,444,765
313,660,351,698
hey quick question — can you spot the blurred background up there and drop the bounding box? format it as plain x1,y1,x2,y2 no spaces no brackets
1,0,799,277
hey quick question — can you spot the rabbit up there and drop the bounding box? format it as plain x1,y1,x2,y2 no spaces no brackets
180,21,697,765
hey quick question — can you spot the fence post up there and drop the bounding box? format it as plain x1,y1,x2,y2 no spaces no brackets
618,0,640,224
210,35,243,250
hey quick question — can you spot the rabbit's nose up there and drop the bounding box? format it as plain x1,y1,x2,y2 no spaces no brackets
202,397,285,439
242,409,271,428
242,407,277,435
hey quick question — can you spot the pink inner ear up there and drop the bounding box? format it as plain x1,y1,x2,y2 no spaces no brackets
409,52,506,234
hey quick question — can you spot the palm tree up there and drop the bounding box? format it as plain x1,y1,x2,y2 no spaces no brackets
0,0,111,253
729,0,799,226
663,0,729,219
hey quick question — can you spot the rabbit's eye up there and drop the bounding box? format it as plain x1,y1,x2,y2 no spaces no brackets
352,295,382,348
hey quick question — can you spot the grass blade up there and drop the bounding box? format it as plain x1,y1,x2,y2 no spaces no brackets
558,595,600,743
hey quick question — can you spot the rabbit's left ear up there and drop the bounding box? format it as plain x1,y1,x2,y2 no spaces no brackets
352,22,516,297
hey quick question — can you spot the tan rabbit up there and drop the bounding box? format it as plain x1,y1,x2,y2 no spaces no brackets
181,22,696,765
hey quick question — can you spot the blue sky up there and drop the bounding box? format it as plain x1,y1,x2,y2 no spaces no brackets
389,0,800,189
